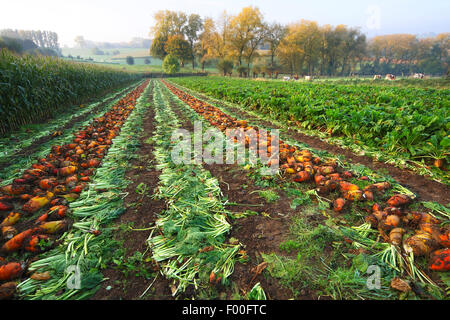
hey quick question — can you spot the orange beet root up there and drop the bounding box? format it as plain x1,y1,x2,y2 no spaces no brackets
429,248,450,271
333,198,346,212
0,262,23,281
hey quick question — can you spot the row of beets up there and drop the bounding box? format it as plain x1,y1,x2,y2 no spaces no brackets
162,80,449,274
0,81,148,298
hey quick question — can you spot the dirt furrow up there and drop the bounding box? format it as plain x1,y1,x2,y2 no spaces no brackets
168,95,304,300
91,89,173,300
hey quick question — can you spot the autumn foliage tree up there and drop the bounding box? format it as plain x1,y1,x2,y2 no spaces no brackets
184,14,203,69
265,23,287,73
150,10,187,60
227,6,265,69
150,10,202,69
165,35,191,67
148,7,449,76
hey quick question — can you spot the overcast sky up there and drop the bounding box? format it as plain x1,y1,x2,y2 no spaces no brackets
0,0,448,46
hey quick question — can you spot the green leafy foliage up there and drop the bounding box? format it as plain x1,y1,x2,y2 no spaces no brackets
284,187,312,209
246,282,267,300
162,54,180,74
256,189,280,203
0,49,139,135
172,76,449,167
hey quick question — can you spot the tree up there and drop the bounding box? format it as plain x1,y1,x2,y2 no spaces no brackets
277,20,330,75
215,11,231,59
337,26,366,75
74,35,86,48
0,37,24,53
0,29,60,52
236,65,248,77
149,10,188,60
165,35,191,67
196,17,215,71
317,24,342,75
228,6,264,67
263,59,281,78
184,14,203,70
144,58,151,64
151,10,187,38
163,54,180,74
150,35,168,59
91,47,104,55
277,24,305,75
217,59,233,76
243,22,267,73
295,20,321,75
370,34,417,65
143,9,448,77
434,33,449,61
126,56,135,65
252,64,262,77
265,23,287,71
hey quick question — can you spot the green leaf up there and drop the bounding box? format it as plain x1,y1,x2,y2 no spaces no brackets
440,136,450,148
352,254,369,273
290,195,311,210
81,271,103,290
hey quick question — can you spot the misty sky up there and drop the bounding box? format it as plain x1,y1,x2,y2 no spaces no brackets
0,0,449,46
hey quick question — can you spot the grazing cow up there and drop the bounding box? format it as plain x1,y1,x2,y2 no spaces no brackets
373,74,382,80
385,74,396,80
413,73,424,79
304,75,311,81
283,76,291,81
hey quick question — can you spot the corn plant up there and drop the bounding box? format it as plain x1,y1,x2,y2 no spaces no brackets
0,49,140,135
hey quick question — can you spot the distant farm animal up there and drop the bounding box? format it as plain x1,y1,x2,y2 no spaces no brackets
283,76,290,81
373,75,382,80
413,73,424,79
304,76,311,81
385,74,396,80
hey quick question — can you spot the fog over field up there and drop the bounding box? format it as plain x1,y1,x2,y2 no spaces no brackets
1,0,449,46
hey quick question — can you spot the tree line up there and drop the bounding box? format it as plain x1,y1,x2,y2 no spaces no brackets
0,29,60,52
73,36,152,49
150,7,449,77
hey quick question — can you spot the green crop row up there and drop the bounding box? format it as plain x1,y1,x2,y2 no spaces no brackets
171,76,450,166
0,49,141,135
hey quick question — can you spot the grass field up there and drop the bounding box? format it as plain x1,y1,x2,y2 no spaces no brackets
61,47,159,66
61,47,219,73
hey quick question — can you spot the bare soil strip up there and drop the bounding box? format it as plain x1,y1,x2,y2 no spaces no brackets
92,89,173,300
168,94,304,299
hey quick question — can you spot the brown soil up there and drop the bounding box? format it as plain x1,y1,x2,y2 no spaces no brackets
91,82,448,301
0,83,138,172
92,86,337,300
184,89,450,206
91,90,173,300
206,163,315,300
169,96,310,300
